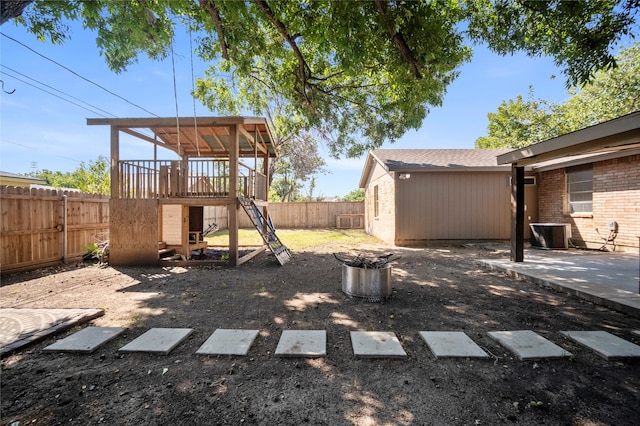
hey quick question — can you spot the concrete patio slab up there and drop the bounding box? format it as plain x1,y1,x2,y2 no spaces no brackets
350,331,406,358
488,330,572,360
0,308,104,356
275,330,326,358
119,328,193,355
560,330,640,360
196,329,259,356
479,250,640,316
419,331,489,359
43,327,125,353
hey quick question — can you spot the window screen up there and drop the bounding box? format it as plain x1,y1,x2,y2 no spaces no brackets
566,166,593,213
374,185,379,218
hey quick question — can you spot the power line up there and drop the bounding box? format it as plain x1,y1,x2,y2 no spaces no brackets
0,69,111,118
1,31,160,117
1,65,116,118
1,139,83,163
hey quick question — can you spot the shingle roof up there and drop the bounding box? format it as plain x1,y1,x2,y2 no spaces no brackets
371,149,513,171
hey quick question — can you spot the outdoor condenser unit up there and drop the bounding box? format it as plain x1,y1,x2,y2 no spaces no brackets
529,223,572,249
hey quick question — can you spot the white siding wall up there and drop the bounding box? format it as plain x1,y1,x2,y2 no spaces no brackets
161,204,183,245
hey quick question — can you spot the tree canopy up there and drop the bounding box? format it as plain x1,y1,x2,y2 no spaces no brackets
5,0,639,157
28,155,110,194
476,41,640,149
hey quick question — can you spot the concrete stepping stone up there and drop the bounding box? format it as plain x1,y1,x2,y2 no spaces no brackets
633,330,640,337
419,331,489,359
350,331,406,358
560,330,640,360
119,328,193,355
488,330,572,360
43,326,125,353
196,329,259,356
275,330,326,358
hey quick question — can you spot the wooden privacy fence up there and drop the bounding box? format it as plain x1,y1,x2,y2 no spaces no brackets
238,201,364,229
1,186,109,274
1,189,362,273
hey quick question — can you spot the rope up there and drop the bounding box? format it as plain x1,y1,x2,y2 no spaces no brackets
170,35,181,154
189,20,200,157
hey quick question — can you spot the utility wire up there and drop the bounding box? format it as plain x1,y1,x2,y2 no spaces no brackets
1,65,117,118
1,31,160,117
1,139,83,163
0,70,110,118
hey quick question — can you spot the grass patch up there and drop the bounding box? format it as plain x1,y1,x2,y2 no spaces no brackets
205,228,380,251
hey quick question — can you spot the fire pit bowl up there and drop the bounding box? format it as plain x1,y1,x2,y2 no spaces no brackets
341,263,392,302
334,253,398,302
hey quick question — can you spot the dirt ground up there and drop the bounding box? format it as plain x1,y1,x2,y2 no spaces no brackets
1,239,640,426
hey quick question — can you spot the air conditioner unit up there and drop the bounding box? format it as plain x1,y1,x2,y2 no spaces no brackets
529,223,571,249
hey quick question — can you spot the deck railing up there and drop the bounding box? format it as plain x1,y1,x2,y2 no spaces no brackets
116,160,266,200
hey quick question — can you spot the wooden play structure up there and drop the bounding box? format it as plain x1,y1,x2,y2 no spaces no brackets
88,116,290,266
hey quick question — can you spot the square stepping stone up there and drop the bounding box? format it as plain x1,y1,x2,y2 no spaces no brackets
275,330,326,358
419,331,489,359
488,330,572,360
43,327,125,353
561,330,640,360
119,328,193,355
633,330,640,337
196,329,259,356
350,331,406,358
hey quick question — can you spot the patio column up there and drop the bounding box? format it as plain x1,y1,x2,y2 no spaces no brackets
511,164,525,262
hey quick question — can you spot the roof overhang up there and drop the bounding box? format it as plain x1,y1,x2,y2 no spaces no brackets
87,116,278,158
497,111,640,167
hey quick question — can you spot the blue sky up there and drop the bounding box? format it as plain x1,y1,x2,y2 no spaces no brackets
1,19,575,197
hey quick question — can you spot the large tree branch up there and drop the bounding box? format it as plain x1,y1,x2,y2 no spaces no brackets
374,0,423,79
199,0,229,60
1,0,34,25
253,0,311,102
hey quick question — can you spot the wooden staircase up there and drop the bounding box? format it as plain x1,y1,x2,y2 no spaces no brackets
158,242,181,261
238,197,291,265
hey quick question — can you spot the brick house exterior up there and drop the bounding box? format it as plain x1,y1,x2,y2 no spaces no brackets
537,153,639,253
498,111,640,258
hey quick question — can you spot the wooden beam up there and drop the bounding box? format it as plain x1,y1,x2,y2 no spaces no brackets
237,246,267,266
87,116,269,128
510,165,525,262
110,126,119,199
120,128,179,154
229,124,239,267
239,126,267,155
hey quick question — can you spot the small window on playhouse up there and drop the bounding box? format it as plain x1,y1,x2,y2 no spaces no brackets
566,165,593,214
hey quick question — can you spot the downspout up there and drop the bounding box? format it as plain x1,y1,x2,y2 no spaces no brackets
60,194,68,263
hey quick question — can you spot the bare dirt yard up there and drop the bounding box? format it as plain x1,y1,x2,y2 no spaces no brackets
1,237,639,426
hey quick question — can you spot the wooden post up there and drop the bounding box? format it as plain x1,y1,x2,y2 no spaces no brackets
511,165,525,262
229,124,239,266
110,126,119,199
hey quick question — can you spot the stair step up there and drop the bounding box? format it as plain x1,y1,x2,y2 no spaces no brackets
158,248,176,258
239,197,291,266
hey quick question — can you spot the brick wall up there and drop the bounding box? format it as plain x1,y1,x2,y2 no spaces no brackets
538,154,639,253
364,172,395,244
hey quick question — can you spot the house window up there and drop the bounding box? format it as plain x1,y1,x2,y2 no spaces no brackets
566,165,593,214
374,185,379,218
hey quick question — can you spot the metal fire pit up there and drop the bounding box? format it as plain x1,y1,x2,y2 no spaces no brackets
341,264,392,302
334,253,397,302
